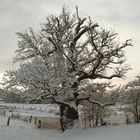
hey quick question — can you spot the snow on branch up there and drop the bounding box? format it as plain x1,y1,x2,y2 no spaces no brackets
78,96,115,108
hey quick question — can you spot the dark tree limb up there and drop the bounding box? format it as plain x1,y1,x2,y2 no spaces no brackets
78,97,115,108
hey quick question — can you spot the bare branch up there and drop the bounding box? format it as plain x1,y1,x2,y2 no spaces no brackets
78,96,115,108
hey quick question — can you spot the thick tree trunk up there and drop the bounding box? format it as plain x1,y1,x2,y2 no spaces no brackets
59,104,78,131
66,107,78,119
66,81,79,120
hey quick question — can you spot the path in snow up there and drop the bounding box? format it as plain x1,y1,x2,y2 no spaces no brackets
0,115,140,140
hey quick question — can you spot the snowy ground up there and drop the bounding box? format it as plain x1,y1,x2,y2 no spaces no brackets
0,115,140,140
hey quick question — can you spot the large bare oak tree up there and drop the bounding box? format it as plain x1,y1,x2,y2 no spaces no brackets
2,7,132,130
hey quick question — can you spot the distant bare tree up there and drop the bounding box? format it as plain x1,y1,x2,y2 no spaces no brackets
121,76,140,123
79,82,112,127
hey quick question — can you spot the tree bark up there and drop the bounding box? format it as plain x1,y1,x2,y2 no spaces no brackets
66,107,78,119
60,104,65,131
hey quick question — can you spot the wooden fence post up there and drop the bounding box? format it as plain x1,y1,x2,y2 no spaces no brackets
38,120,41,128
29,116,32,123
7,117,11,126
3,110,6,116
34,117,37,125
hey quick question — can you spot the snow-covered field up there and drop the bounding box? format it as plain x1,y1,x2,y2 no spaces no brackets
0,103,59,117
0,103,61,129
0,115,140,140
0,103,130,129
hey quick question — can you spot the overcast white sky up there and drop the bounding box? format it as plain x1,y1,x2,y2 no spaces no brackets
0,0,140,85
